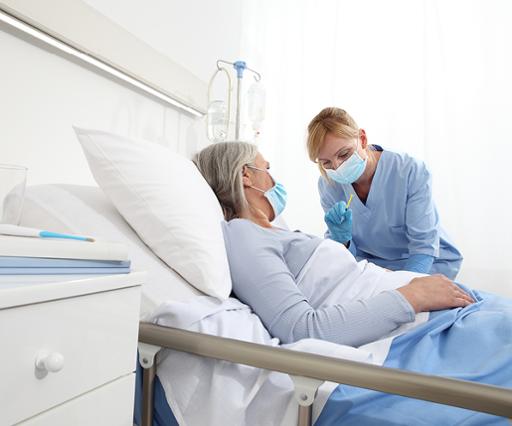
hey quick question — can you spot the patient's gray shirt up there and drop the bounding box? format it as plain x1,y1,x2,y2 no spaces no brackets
222,219,415,347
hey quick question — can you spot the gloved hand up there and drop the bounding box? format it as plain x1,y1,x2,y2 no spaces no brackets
324,201,353,243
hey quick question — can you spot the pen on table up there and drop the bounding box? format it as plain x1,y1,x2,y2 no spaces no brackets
0,224,95,242
346,193,354,209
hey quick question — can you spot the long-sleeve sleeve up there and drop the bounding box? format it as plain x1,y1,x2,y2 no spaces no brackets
223,220,415,347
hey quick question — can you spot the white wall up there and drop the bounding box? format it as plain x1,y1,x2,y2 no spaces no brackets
0,25,188,186
83,0,243,83
0,1,243,186
238,0,512,297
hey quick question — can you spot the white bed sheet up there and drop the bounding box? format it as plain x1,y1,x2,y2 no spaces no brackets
151,296,382,426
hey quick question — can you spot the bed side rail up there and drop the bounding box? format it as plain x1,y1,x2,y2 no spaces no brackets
138,322,512,418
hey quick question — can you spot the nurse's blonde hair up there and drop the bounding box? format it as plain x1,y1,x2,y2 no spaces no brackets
193,141,258,221
306,107,360,177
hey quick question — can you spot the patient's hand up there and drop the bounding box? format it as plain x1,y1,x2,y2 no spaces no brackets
397,274,475,313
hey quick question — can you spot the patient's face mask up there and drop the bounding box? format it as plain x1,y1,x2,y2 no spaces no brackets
325,138,367,185
246,165,288,218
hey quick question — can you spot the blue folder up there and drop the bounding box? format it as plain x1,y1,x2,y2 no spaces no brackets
0,267,131,275
0,256,130,268
0,256,131,274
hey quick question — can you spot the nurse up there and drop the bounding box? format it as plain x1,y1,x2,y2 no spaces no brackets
306,107,462,279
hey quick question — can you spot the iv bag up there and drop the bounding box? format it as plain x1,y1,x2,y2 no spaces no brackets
247,82,266,132
207,100,228,142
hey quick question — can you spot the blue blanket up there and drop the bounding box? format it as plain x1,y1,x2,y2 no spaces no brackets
316,288,512,425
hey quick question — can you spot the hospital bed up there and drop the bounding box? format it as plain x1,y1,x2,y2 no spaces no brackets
19,184,512,425
2,1,511,423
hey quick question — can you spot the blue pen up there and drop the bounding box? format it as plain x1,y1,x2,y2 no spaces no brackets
0,224,95,242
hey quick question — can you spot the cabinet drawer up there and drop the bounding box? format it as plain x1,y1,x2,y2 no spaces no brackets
20,374,136,426
0,286,140,426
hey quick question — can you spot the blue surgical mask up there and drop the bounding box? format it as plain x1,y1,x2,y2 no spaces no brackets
246,166,288,218
326,140,367,185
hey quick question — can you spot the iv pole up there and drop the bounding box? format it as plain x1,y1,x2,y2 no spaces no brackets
216,60,261,140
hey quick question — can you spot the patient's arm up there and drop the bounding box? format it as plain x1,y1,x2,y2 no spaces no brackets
223,220,416,347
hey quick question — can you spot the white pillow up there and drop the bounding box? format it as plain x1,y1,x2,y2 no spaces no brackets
74,127,231,299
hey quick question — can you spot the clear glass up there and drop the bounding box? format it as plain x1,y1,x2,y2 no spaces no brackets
0,164,27,225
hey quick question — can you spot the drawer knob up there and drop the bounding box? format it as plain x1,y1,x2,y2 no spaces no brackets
35,351,64,373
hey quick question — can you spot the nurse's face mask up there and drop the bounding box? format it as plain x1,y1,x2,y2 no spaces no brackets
246,165,287,218
324,136,367,185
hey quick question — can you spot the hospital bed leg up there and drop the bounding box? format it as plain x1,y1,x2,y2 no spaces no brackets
297,405,312,426
142,363,156,426
138,343,161,426
291,375,323,426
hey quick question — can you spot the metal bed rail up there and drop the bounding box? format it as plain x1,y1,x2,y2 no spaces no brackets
138,322,512,425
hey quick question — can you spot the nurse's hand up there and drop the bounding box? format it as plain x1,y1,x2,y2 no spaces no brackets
325,201,353,243
397,274,475,313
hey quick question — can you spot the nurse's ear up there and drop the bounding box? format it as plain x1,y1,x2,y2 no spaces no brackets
359,129,368,149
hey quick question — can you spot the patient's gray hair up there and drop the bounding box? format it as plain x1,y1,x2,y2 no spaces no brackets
193,141,258,221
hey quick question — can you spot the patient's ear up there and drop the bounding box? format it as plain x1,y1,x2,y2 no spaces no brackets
241,166,253,188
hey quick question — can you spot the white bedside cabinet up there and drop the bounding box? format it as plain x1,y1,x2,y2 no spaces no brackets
0,272,144,426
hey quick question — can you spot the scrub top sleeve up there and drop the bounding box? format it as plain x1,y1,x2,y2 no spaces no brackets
404,253,434,274
405,161,440,257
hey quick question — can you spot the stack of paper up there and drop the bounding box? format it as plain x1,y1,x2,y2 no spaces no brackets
0,235,130,275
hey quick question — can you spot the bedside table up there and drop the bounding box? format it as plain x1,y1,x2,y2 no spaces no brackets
0,272,144,426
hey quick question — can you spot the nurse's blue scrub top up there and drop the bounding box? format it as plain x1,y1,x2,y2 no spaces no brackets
318,146,463,279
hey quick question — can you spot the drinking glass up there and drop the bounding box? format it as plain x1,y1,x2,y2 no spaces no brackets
0,164,27,225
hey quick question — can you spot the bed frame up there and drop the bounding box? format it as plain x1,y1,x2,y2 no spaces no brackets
138,323,512,426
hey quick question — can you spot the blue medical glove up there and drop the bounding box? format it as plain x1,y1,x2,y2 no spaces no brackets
324,201,353,243
404,254,434,274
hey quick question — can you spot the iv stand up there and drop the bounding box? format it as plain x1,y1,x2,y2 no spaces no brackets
216,59,261,140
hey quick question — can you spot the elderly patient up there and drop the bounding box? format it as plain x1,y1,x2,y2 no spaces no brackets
193,141,479,347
